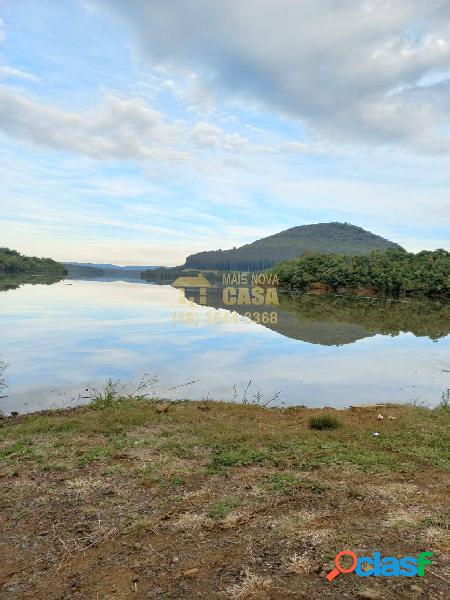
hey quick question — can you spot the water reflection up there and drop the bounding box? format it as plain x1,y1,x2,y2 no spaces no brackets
0,276,449,413
179,287,450,345
0,274,64,292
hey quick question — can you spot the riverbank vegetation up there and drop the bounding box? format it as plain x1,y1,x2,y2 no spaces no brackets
0,398,448,598
272,248,450,297
0,247,66,276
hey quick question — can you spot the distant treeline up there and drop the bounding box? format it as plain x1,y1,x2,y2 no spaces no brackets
185,248,291,271
272,249,450,296
0,247,66,276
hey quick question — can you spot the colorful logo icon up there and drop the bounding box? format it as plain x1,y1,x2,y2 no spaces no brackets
327,550,433,581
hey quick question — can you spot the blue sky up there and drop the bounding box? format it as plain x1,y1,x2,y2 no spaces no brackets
0,0,449,265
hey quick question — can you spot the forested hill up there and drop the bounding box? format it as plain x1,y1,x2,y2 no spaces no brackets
272,248,450,297
184,222,403,271
0,247,66,275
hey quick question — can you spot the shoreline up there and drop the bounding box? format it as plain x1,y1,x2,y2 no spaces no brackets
0,397,403,420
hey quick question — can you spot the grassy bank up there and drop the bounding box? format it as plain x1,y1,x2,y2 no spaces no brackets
0,399,449,599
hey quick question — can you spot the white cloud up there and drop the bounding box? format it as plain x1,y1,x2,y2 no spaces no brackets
0,85,315,161
0,64,40,82
0,88,182,160
0,18,39,83
96,0,450,153
190,121,222,148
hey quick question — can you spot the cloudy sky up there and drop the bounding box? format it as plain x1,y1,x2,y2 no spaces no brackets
0,0,449,265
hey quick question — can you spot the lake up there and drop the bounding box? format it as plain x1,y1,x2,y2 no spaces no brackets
0,275,449,414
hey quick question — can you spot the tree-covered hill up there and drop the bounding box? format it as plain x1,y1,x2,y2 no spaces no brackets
272,248,450,297
184,222,403,271
0,247,66,276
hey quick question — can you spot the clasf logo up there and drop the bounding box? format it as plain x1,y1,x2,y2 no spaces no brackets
327,550,433,581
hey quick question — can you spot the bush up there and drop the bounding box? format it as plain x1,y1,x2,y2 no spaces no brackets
309,414,341,430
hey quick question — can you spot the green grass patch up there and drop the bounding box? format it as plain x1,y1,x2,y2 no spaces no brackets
0,440,34,461
206,445,268,473
76,445,113,466
208,496,240,520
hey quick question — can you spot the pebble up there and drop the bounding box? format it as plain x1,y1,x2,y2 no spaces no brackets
183,568,199,577
358,591,381,600
410,585,424,594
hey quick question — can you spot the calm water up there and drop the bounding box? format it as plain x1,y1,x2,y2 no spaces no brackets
0,276,449,413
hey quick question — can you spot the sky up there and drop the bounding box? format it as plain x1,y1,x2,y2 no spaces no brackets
0,0,449,265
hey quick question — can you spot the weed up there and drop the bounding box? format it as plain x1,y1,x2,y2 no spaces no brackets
231,380,281,407
0,359,8,400
267,472,297,493
209,496,239,520
85,374,160,409
436,389,450,411
77,445,112,466
0,440,33,461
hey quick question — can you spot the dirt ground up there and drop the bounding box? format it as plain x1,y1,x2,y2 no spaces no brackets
0,399,449,599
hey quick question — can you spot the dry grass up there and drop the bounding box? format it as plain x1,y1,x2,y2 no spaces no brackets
286,552,315,575
173,511,209,531
227,570,273,599
275,510,318,538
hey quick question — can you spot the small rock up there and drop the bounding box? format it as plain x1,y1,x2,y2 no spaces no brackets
10,411,18,417
319,571,327,578
183,568,199,578
410,585,424,594
256,557,263,564
171,556,179,563
155,402,170,414
377,414,384,420
358,591,381,600
388,415,397,420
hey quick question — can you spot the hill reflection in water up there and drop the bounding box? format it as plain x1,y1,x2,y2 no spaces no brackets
179,287,450,346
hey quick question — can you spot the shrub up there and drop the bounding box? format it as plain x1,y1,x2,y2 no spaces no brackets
436,389,450,411
308,414,341,430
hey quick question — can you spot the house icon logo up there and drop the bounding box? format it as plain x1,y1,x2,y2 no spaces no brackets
172,274,211,305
